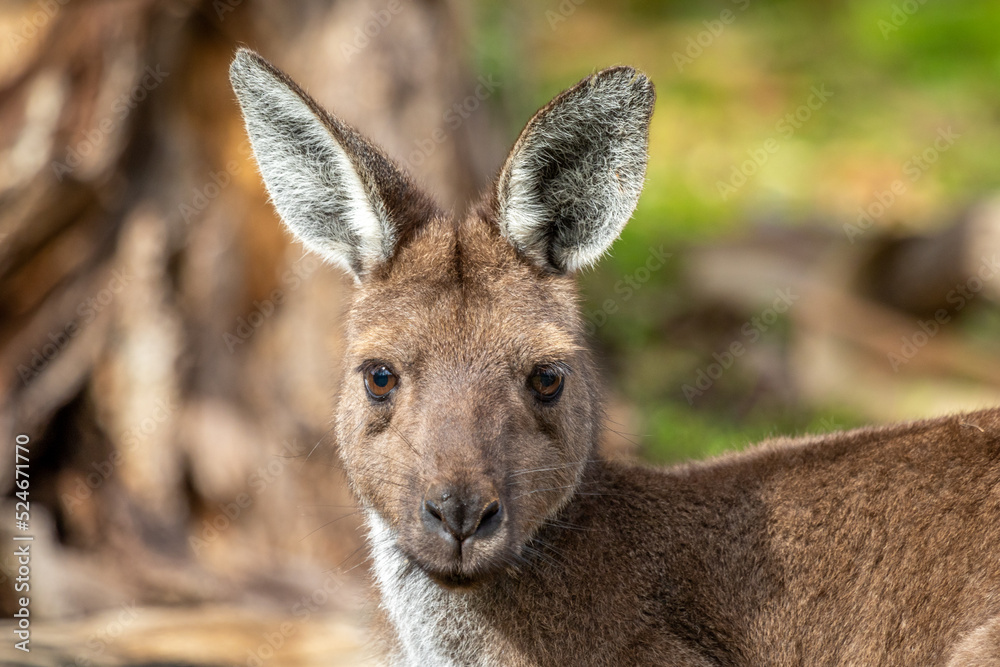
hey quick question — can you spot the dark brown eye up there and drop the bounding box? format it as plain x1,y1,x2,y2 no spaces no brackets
529,367,564,402
364,365,398,400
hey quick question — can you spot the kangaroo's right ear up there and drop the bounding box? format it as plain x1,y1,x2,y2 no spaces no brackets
229,49,434,280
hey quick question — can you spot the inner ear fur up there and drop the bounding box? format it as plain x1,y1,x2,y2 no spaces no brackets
496,67,655,274
229,49,439,279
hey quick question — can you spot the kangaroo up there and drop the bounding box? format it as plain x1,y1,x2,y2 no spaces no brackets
230,49,1000,666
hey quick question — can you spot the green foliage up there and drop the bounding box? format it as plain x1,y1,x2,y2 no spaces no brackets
474,0,1000,462
642,403,868,464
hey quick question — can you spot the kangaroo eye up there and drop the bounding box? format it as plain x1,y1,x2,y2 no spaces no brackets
529,367,564,402
364,365,398,400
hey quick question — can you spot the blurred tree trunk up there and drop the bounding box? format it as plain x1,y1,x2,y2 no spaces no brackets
0,0,502,616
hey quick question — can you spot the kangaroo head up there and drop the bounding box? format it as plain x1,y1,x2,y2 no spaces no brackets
230,50,654,588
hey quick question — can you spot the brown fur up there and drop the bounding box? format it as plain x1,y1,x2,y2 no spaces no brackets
231,51,1000,666
343,206,1000,665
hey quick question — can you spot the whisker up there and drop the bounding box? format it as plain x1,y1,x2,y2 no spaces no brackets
603,427,645,450
603,416,647,436
532,516,590,532
520,544,560,569
342,552,374,575
513,484,578,500
299,510,362,542
386,421,420,457
508,459,599,477
303,423,339,464
327,543,370,575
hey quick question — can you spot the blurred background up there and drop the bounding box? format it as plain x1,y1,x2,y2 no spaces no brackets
3,0,1000,664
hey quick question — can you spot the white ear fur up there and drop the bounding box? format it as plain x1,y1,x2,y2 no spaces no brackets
497,67,655,273
229,49,395,278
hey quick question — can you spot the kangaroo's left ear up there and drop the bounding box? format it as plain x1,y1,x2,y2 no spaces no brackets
496,67,655,274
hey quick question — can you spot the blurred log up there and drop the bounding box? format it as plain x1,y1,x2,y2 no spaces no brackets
683,209,1000,422
687,201,1000,322
30,601,370,666
857,197,1000,316
0,0,503,618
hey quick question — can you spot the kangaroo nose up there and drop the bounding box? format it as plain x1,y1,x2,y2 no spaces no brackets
422,483,502,543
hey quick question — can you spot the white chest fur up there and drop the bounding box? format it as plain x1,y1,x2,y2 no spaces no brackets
366,512,525,667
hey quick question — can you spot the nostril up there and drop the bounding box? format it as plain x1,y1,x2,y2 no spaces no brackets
474,499,502,536
480,500,500,524
425,499,443,523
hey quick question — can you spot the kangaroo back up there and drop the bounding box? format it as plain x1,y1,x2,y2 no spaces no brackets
230,50,1000,666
